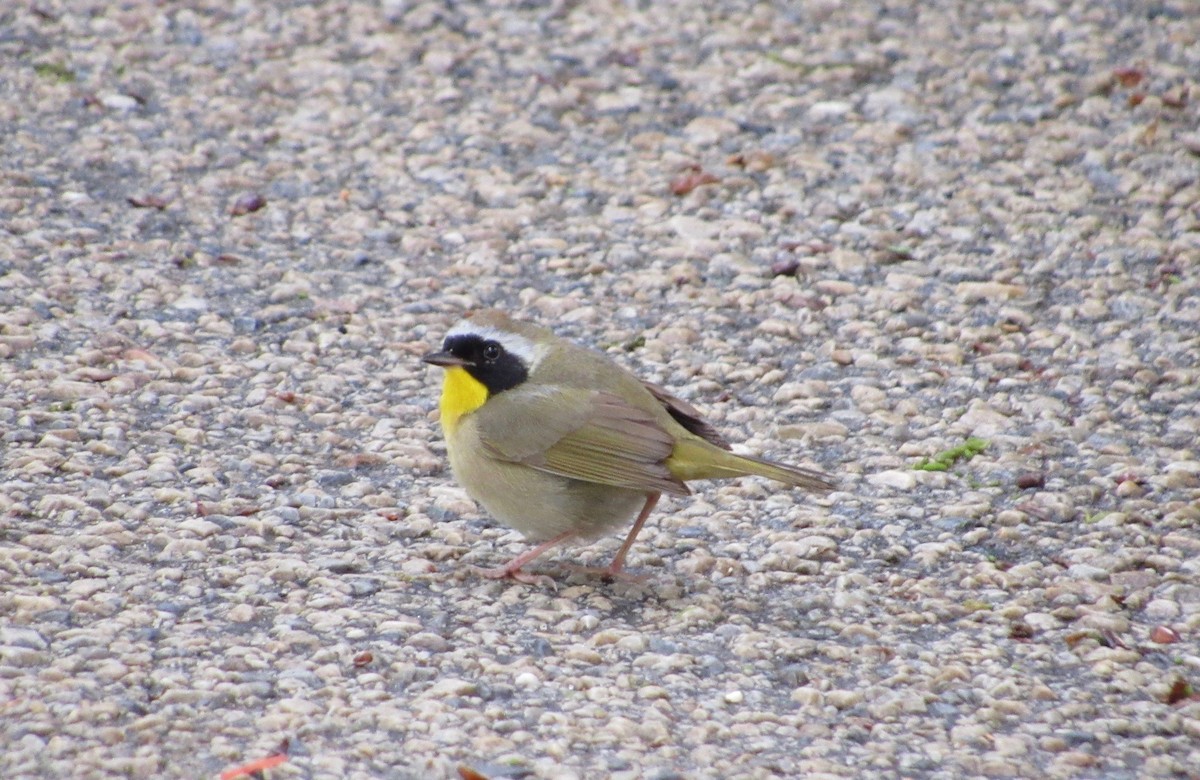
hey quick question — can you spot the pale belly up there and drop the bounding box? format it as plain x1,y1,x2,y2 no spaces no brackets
447,419,647,542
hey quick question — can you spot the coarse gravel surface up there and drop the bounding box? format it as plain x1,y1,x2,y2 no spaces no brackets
2,1,1199,779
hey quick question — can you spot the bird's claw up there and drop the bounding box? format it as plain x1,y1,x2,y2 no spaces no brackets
472,564,558,590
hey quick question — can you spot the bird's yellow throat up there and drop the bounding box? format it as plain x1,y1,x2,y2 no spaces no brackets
438,366,489,433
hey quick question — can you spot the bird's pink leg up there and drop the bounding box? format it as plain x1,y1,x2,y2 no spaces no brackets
474,530,575,587
606,492,661,575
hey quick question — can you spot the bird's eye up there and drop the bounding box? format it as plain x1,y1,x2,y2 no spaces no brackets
482,343,501,362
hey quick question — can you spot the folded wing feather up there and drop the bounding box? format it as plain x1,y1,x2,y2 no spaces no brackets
476,388,689,496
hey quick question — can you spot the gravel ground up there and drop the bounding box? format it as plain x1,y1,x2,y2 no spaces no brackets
2,1,1199,778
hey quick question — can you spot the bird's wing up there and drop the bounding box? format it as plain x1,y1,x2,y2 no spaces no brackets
474,387,690,496
640,380,732,451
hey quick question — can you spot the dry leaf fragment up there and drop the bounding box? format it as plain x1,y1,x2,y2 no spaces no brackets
458,768,490,780
1016,472,1046,490
231,192,267,216
1165,677,1194,705
128,194,168,210
220,739,290,780
727,150,776,171
1161,85,1188,109
1064,631,1095,649
1009,622,1035,641
1113,67,1145,88
670,166,719,196
771,258,800,277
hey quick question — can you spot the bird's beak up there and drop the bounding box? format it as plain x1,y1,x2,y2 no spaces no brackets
422,351,472,368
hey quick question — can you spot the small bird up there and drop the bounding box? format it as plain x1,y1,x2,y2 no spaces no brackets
422,310,835,585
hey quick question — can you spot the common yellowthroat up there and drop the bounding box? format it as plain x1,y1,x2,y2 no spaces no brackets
423,309,835,584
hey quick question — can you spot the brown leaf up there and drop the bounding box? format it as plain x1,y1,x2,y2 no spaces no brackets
1113,67,1145,88
1064,631,1096,649
771,258,800,277
670,167,719,196
457,768,490,780
230,192,267,216
1015,472,1045,490
1165,676,1193,705
1009,622,1034,641
219,739,289,780
1161,85,1189,109
128,194,168,210
1098,629,1127,649
726,150,776,172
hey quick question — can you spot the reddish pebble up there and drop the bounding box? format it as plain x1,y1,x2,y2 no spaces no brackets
1151,625,1180,644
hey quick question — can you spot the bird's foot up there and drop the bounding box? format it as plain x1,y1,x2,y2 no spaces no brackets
558,562,650,584
472,564,558,590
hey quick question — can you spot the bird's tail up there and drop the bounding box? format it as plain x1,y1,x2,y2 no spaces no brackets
668,438,836,493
